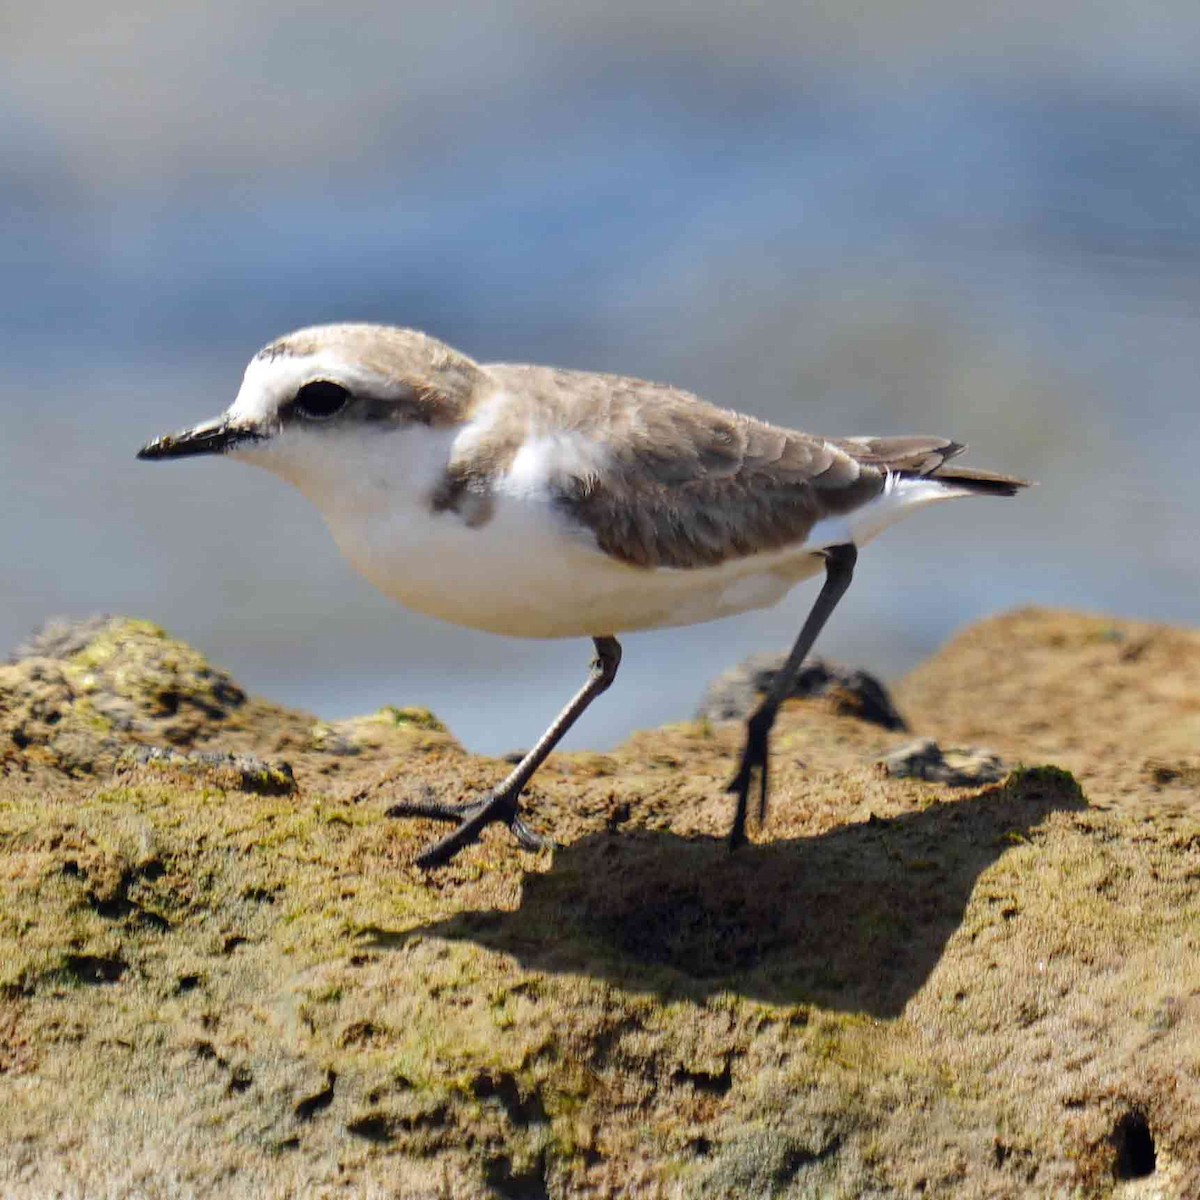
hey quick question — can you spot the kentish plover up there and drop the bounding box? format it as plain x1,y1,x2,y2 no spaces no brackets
139,324,1027,866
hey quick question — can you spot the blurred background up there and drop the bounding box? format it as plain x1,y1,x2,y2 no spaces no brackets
3,1,1199,752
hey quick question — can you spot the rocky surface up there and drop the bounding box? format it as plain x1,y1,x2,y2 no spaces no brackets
880,737,1007,786
0,610,1197,1197
697,652,908,730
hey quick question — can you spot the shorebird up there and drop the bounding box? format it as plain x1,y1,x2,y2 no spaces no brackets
139,324,1027,866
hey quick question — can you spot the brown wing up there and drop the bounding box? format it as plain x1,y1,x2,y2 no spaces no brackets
563,423,883,569
830,435,965,474
481,365,1023,569
483,366,889,569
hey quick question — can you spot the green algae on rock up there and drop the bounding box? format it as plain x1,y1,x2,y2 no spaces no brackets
0,610,1198,1197
310,706,453,758
1,616,452,776
2,616,247,771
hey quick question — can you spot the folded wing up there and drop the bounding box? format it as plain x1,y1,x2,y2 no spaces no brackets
485,365,1026,571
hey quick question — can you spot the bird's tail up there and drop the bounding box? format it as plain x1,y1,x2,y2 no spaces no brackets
833,436,1030,496
928,465,1030,497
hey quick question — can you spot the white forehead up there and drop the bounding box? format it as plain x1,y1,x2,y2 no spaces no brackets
226,350,390,423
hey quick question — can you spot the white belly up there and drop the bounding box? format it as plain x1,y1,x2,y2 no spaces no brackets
250,419,971,641
323,489,826,639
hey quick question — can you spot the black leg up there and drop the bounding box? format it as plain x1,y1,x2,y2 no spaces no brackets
388,636,622,868
727,543,857,849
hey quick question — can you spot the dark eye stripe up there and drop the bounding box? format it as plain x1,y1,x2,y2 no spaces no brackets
293,380,350,420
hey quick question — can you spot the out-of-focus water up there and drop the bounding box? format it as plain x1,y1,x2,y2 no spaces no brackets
3,5,1199,752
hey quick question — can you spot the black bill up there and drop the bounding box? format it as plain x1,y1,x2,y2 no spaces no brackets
137,420,265,461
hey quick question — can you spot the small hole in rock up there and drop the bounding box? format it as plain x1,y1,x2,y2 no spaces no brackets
64,954,126,985
1111,1110,1156,1180
347,1114,391,1143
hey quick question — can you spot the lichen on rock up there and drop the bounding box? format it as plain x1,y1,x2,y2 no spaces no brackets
0,608,1198,1197
124,746,297,796
2,616,248,771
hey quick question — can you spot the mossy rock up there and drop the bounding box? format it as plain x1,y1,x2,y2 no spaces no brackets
1,617,248,771
0,609,1198,1196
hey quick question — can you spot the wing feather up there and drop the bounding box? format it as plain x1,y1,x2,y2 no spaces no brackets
482,365,1021,570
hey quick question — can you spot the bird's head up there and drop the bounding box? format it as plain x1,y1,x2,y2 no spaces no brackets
138,323,485,496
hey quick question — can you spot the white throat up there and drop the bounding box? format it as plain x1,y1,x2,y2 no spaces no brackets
232,422,455,525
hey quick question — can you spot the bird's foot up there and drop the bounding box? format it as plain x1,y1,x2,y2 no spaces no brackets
386,790,553,868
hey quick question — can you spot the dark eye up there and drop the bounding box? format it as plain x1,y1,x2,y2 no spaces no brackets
293,380,350,420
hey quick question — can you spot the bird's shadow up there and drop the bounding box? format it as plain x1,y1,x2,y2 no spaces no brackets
367,767,1084,1018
